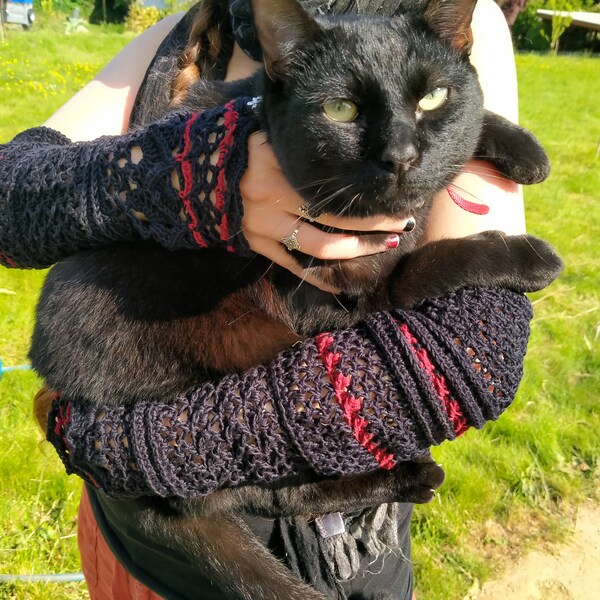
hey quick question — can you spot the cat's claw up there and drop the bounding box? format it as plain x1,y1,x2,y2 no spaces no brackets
398,485,437,504
389,460,446,504
508,234,564,292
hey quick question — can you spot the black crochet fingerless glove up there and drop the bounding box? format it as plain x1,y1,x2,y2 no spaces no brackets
47,288,532,499
0,98,259,268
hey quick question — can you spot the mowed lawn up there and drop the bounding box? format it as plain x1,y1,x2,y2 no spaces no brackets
0,22,598,600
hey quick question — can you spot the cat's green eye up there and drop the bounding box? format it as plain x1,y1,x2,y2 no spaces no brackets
418,87,449,112
322,99,359,123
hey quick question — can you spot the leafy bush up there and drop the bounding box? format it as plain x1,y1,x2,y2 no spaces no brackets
512,0,600,52
124,0,195,33
33,0,95,18
125,1,161,33
512,0,552,50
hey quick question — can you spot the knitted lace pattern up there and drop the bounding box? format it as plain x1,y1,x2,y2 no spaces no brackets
0,98,259,268
47,287,532,500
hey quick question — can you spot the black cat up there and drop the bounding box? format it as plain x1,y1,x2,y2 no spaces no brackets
30,0,563,598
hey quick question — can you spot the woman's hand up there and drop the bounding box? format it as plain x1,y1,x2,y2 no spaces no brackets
240,133,413,291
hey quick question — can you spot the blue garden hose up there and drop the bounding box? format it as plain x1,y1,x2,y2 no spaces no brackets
0,573,85,583
0,357,31,380
0,358,83,584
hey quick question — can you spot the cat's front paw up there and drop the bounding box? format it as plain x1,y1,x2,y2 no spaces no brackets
389,460,445,504
506,234,564,292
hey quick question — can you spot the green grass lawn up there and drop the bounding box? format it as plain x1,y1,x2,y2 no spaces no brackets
0,21,131,600
1,20,598,600
412,53,600,599
0,20,132,142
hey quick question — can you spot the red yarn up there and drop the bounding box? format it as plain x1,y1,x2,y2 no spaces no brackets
447,185,489,216
214,100,240,242
53,397,71,437
0,252,16,268
52,395,100,488
316,333,397,470
398,323,468,436
175,113,209,248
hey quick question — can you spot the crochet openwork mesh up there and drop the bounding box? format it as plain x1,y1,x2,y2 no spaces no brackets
0,98,259,268
48,287,532,500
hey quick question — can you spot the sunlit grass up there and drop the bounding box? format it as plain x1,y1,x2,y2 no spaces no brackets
412,53,600,599
0,23,132,141
0,23,130,600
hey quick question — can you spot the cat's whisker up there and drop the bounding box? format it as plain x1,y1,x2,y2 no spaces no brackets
466,159,519,182
348,192,363,215
307,184,356,217
291,255,318,298
303,176,351,201
295,176,345,193
297,173,354,212
458,161,499,174
374,264,382,288
333,191,361,220
232,251,276,280
522,235,548,261
254,259,278,287
464,165,510,179
332,291,350,313
447,182,481,202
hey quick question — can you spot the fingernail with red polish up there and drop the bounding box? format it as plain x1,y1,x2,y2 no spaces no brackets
385,234,400,249
403,218,416,232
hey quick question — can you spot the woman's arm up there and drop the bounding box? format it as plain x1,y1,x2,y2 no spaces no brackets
424,0,526,244
44,13,185,140
27,3,538,500
48,287,532,499
0,18,410,277
0,100,259,268
42,0,534,501
0,113,407,273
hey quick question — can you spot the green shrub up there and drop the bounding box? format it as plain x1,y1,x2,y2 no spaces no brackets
512,0,600,52
124,0,195,33
33,0,95,18
125,1,161,33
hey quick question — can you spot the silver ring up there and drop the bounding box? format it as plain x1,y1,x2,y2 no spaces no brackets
299,205,322,222
281,227,301,252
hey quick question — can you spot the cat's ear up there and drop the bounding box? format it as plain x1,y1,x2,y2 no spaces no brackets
251,0,323,79
423,0,478,54
478,112,550,184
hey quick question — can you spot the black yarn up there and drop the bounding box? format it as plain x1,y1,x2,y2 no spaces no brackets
0,99,259,269
48,288,532,499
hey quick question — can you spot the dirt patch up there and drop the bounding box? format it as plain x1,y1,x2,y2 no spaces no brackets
464,503,600,600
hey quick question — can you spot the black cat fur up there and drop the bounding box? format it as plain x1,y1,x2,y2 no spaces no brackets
30,0,563,598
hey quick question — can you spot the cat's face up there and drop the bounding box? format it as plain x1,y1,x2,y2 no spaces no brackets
249,0,485,292
241,0,548,296
259,14,483,224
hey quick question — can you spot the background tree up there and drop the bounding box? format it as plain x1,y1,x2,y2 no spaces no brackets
90,0,133,24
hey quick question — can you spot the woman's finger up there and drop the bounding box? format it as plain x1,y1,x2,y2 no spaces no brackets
248,235,341,294
299,211,415,235
244,197,407,259
251,216,403,260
